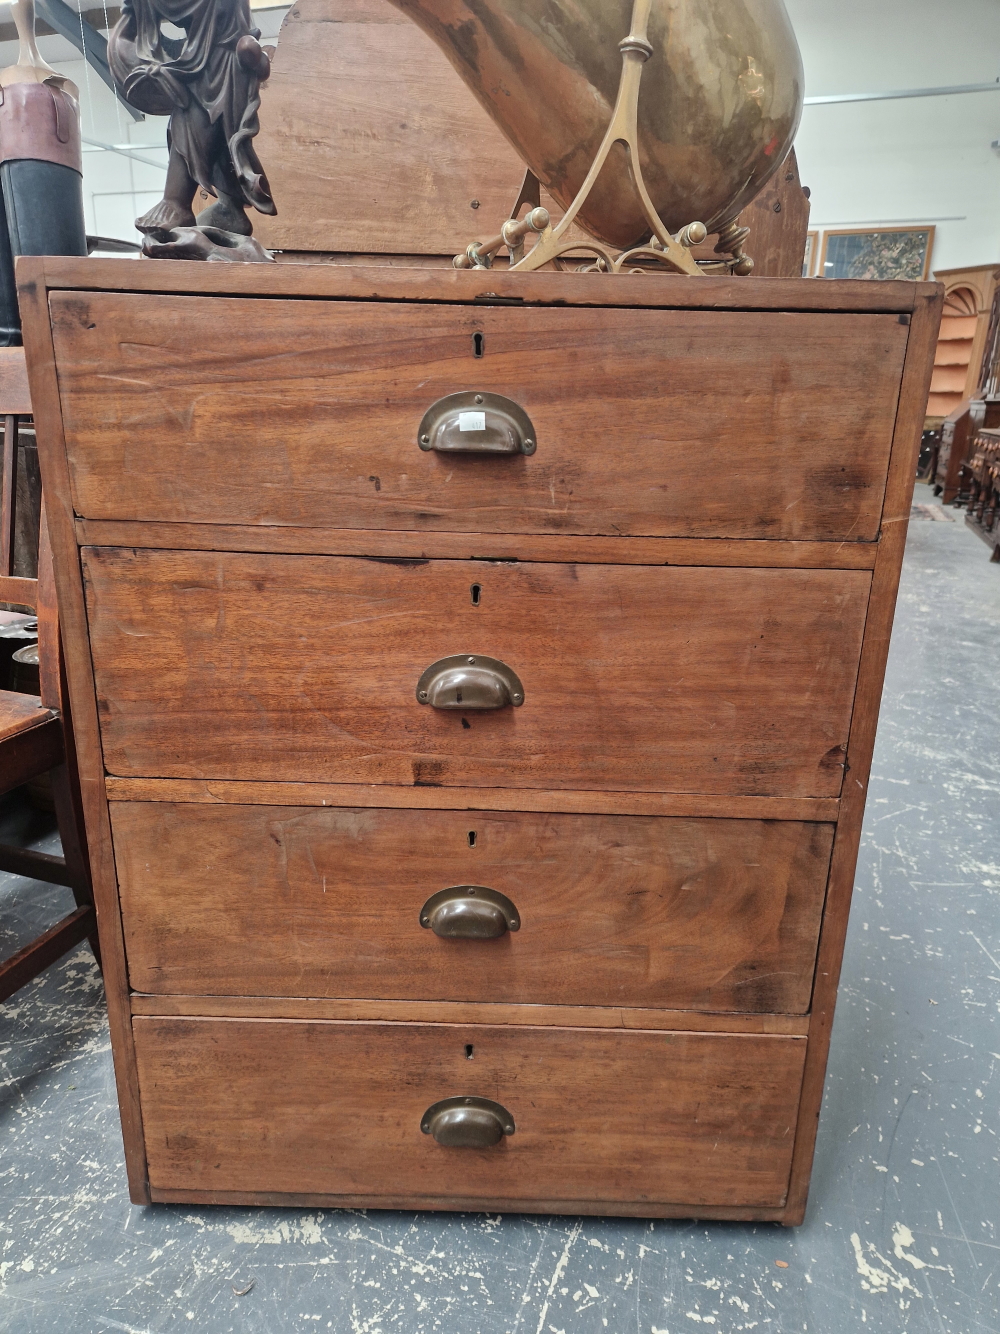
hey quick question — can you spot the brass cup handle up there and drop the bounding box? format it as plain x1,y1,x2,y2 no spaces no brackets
418,392,536,456
416,655,524,709
421,1096,516,1147
420,885,520,938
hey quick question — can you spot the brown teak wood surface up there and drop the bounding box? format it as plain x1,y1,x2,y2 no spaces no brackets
73,522,879,571
84,550,870,798
104,776,840,823
133,1017,806,1209
0,691,54,744
254,0,537,256
52,294,907,542
113,802,833,1012
782,284,943,1222
0,347,32,414
23,254,930,311
17,265,152,1203
17,257,943,1219
128,993,810,1036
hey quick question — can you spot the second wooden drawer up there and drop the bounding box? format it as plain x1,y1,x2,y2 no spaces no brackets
114,802,833,1012
85,550,870,797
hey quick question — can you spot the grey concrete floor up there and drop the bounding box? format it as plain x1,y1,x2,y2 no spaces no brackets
1,486,999,1334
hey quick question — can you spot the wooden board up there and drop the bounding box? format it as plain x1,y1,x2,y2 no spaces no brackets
112,802,833,1013
0,689,52,743
133,1017,806,1209
129,992,811,1035
52,294,908,543
73,521,879,570
254,0,527,254
83,550,871,798
783,285,943,1223
104,775,840,822
0,347,31,414
24,254,930,311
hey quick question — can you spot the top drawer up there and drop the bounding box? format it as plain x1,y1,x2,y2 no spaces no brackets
51,293,908,542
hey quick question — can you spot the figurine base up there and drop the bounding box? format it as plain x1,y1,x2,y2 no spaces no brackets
140,226,275,263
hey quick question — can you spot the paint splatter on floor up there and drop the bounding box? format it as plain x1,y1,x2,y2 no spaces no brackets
1,488,998,1333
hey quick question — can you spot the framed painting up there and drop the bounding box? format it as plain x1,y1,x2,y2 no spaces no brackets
819,226,935,281
803,230,818,277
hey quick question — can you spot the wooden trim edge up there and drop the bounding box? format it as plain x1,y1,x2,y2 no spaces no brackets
128,994,811,1036
17,267,151,1204
782,282,943,1221
103,778,840,823
147,1185,789,1221
73,521,880,570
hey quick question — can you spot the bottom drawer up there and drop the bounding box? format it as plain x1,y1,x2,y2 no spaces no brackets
133,1017,806,1210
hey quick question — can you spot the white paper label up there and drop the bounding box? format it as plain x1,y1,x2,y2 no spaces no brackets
459,411,487,432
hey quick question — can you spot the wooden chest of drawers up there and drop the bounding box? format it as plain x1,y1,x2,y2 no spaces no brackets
20,259,941,1222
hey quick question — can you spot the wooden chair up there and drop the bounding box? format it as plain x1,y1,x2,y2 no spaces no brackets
0,347,99,1001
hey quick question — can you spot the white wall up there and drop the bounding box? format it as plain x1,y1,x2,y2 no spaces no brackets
0,0,997,271
787,0,1000,274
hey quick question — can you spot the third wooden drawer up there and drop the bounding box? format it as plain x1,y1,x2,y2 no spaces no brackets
114,801,833,1013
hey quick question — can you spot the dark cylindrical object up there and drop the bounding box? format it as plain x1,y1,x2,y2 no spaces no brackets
0,80,88,344
1,158,88,257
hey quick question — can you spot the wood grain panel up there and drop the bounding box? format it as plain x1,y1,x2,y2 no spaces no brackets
52,293,908,542
254,0,537,255
129,993,810,1035
0,691,54,742
145,1186,788,1220
73,521,879,571
113,802,833,1012
104,776,840,822
784,283,944,1223
18,263,152,1203
0,347,31,413
25,254,930,314
133,1017,806,1209
84,550,870,797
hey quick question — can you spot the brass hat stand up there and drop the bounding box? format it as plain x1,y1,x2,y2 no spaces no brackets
453,0,753,277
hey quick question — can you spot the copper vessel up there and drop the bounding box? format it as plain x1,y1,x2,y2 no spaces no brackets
387,0,803,249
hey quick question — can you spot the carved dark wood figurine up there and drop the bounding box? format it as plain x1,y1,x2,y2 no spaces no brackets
108,0,277,260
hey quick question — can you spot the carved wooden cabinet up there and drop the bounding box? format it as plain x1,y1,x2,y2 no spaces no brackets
20,259,940,1222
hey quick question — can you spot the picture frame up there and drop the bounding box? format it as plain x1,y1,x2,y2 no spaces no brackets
819,225,935,281
802,230,818,277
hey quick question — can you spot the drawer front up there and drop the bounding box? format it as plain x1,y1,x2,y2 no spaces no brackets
53,293,908,542
114,802,833,1013
133,1018,806,1208
85,549,869,798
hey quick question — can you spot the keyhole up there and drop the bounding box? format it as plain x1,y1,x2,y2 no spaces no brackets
470,583,481,606
465,1044,475,1059
473,332,485,358
468,831,477,847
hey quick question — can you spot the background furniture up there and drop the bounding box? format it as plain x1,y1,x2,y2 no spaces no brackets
21,257,939,1221
252,0,810,277
926,264,1000,502
0,348,98,1001
964,426,1000,559
926,264,1000,421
